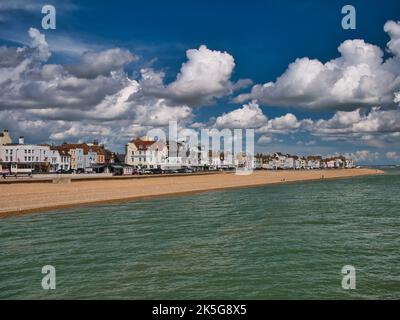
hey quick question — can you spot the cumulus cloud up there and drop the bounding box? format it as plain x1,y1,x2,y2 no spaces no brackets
312,108,400,137
2,22,400,155
386,151,400,161
215,101,267,128
384,20,400,56
257,113,313,134
167,45,235,104
0,28,200,149
0,29,131,112
138,45,248,107
28,27,51,61
236,21,400,111
67,48,137,78
257,135,272,144
343,150,380,162
214,102,314,135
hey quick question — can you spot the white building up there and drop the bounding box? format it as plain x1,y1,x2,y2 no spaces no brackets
49,148,71,172
285,155,295,169
125,137,168,169
0,136,50,172
274,153,287,169
307,156,322,169
345,159,355,168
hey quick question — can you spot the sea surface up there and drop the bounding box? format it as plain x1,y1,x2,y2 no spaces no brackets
0,168,399,299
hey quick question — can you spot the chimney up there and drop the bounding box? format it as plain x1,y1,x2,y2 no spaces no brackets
93,139,99,146
19,136,25,145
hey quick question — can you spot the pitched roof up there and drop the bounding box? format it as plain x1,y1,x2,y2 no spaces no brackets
130,139,156,150
56,143,111,156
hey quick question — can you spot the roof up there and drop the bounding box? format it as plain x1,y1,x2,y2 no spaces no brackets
307,155,322,160
130,139,156,150
56,143,111,156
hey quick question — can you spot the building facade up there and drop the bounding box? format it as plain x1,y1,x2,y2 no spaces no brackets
0,129,12,145
0,136,50,172
125,137,168,168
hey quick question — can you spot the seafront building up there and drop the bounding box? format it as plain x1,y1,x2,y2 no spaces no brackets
125,136,169,169
0,129,356,175
56,142,114,172
0,136,51,172
254,153,355,170
49,147,71,172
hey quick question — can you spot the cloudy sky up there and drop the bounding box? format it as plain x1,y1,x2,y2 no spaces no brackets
1,0,400,164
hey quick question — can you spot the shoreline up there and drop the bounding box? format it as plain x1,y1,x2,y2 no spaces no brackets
0,169,384,218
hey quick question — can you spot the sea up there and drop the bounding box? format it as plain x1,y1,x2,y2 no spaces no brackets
0,168,399,299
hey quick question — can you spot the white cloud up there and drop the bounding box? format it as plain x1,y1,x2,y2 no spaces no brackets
0,28,197,149
236,20,400,111
257,135,272,144
257,113,312,134
28,28,51,61
167,45,235,105
384,20,400,57
67,48,137,78
49,123,112,141
343,150,380,162
138,45,243,107
386,151,400,161
312,108,400,136
395,91,400,104
215,101,267,128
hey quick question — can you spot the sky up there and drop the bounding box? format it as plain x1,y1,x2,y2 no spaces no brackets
0,0,400,164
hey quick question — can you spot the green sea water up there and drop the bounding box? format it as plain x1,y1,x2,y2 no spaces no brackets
1,168,399,299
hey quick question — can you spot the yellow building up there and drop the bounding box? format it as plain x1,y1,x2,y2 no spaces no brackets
0,129,12,145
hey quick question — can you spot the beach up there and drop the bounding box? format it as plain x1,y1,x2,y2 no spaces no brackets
0,168,383,217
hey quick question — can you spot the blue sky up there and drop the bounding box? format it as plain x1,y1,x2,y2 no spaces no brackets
0,0,400,164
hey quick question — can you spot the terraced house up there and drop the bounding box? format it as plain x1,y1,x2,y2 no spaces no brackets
57,141,114,171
